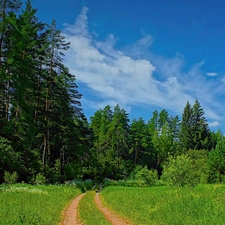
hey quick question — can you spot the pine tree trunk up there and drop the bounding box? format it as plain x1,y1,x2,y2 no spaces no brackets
43,134,47,173
43,96,49,173
5,80,10,121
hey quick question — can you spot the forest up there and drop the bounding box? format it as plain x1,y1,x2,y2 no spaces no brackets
0,0,224,186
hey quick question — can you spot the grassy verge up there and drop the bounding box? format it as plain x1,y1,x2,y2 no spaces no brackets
0,184,80,225
78,191,111,225
100,184,225,225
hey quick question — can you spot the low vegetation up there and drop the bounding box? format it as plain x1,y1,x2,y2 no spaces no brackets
78,191,110,225
0,184,80,225
100,185,225,225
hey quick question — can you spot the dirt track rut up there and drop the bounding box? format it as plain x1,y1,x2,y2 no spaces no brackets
60,193,85,225
94,193,132,225
60,192,132,225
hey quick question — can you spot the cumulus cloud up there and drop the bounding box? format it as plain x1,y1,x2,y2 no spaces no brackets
63,7,225,124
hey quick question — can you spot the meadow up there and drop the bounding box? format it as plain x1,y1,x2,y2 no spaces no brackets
0,184,80,225
2,183,225,225
100,184,225,225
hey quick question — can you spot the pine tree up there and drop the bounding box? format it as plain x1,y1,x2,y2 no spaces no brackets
179,101,193,153
108,105,129,168
0,0,21,132
179,99,211,153
2,0,47,180
192,99,211,150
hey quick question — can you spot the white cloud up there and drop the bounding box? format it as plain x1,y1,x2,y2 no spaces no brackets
209,121,220,127
206,72,218,76
63,7,225,125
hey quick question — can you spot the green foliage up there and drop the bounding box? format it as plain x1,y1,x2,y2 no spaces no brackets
179,101,193,152
68,179,95,192
84,179,95,191
207,131,225,183
3,171,18,184
101,185,225,225
179,100,212,153
147,110,180,171
162,155,198,187
64,162,82,180
89,105,131,180
134,166,158,186
186,149,209,184
129,118,152,166
33,173,46,185
0,0,83,184
0,137,19,182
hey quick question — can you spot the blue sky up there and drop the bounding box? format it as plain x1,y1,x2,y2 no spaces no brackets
22,0,225,131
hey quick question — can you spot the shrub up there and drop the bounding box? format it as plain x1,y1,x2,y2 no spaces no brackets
161,155,198,187
186,149,209,184
135,166,158,186
4,171,18,184
146,169,158,185
103,178,117,187
34,173,46,185
84,179,94,191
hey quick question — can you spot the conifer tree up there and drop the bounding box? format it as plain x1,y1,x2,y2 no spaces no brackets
179,99,211,153
0,0,21,132
179,101,193,153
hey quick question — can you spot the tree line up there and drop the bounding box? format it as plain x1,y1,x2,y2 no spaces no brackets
0,0,224,185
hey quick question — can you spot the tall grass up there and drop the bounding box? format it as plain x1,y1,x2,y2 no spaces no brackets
78,191,111,225
100,184,225,225
0,184,80,225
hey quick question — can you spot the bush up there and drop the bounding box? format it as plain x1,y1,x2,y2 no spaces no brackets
147,169,158,185
68,179,95,192
103,178,117,187
4,171,18,184
135,166,158,186
0,138,19,183
186,150,209,184
34,173,46,185
84,179,94,191
161,155,199,187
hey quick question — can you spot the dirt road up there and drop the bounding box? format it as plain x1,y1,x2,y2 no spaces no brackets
59,192,132,225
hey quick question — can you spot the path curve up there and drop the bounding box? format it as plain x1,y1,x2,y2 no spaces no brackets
94,193,132,225
59,193,85,225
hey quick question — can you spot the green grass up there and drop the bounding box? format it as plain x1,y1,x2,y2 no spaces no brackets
100,184,225,225
0,184,80,225
78,191,111,225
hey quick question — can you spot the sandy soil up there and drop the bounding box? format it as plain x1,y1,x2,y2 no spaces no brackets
94,193,132,225
59,193,85,225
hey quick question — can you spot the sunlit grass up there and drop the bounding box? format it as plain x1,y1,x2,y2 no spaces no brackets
0,184,80,225
78,191,111,225
100,184,225,225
